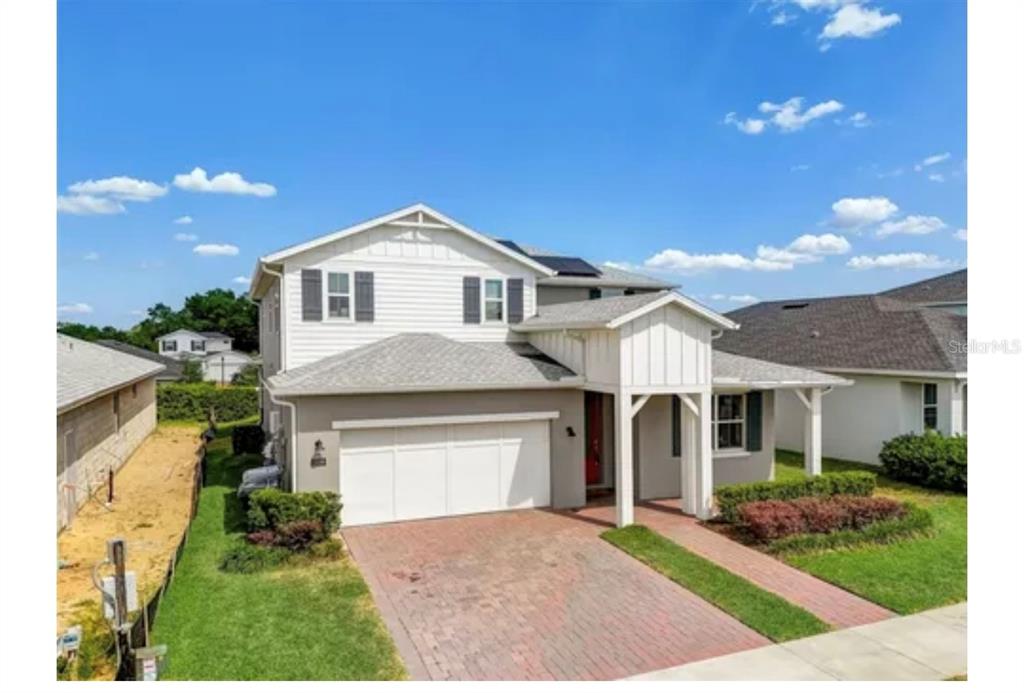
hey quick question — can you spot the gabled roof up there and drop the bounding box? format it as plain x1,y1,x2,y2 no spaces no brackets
512,290,738,332
199,331,230,339
879,269,966,305
97,340,185,380
58,335,165,413
251,204,555,296
268,333,581,396
717,295,967,375
712,350,851,389
494,239,676,290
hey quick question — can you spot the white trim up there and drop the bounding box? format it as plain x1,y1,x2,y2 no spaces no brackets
713,378,853,389
713,450,751,460
823,367,967,380
482,277,507,324
607,292,739,331
631,393,652,418
331,410,559,431
324,270,354,322
272,377,585,397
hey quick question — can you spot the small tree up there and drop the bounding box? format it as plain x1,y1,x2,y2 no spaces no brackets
231,363,261,387
181,358,204,383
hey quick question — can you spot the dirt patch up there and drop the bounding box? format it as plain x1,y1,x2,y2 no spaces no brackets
57,424,203,634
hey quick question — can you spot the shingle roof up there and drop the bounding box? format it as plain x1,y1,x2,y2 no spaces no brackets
537,263,676,290
58,335,165,413
515,290,737,331
717,295,967,374
97,340,185,380
712,350,850,388
879,269,966,305
268,333,581,395
199,331,230,339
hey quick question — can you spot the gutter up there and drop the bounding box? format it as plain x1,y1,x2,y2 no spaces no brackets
261,376,298,492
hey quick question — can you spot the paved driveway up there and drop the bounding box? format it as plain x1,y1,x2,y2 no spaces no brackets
343,509,769,680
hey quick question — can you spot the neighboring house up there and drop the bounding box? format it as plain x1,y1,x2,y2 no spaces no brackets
716,283,967,467
249,203,845,528
97,339,185,382
155,329,253,383
879,268,967,315
57,335,164,531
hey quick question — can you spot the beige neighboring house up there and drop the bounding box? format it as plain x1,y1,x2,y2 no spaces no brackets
57,335,164,531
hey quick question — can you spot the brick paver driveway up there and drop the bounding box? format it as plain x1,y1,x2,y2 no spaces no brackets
343,509,769,680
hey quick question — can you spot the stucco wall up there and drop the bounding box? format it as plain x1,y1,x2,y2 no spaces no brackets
56,377,157,531
288,388,586,509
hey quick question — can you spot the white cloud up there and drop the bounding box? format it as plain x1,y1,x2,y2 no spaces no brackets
914,152,951,171
928,173,945,183
787,232,853,255
82,251,100,261
840,111,871,128
173,167,276,197
173,232,199,242
232,275,250,285
846,253,953,270
724,112,767,135
790,164,812,172
57,302,93,315
715,294,760,304
876,167,904,179
876,215,946,237
173,215,194,225
758,97,845,132
644,232,849,274
771,11,797,26
820,3,901,45
954,228,967,241
67,176,167,201
57,194,125,215
193,243,239,256
831,196,899,228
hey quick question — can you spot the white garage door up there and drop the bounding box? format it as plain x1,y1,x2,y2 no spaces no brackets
339,419,551,526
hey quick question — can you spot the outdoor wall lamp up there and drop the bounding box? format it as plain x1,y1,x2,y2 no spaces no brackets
566,426,576,437
310,439,327,467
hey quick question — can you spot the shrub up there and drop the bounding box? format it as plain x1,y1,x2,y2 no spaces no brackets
245,529,277,546
231,424,266,455
308,538,344,561
220,543,290,573
880,431,967,492
157,382,259,422
738,500,806,542
768,503,933,555
181,358,204,383
231,363,261,386
246,489,342,535
274,520,326,551
739,495,906,543
717,471,877,522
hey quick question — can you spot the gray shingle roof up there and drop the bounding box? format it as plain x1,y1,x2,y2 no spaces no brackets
200,331,230,339
58,335,165,413
519,291,669,329
717,295,967,374
268,333,581,395
879,269,966,305
97,340,185,381
537,263,676,290
712,350,849,388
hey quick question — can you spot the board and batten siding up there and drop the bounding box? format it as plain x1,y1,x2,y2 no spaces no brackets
281,224,538,369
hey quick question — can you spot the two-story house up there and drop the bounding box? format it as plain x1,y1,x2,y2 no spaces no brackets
156,329,254,384
249,203,846,528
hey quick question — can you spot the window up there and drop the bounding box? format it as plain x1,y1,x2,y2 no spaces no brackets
327,272,351,319
713,394,745,451
588,288,602,300
191,339,205,352
484,279,504,322
161,340,177,352
923,383,938,430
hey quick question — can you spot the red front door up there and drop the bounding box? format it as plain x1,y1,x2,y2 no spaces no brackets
585,391,603,485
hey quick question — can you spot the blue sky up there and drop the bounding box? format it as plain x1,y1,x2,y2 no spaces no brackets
57,0,966,327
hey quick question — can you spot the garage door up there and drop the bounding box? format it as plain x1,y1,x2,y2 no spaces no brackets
339,419,551,526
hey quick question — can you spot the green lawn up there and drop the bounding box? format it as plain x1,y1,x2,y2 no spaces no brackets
151,422,405,680
602,525,831,642
773,449,967,615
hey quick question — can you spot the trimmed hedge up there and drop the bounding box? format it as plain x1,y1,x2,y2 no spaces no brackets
157,382,259,422
246,489,342,535
767,502,933,555
231,424,266,455
738,495,906,542
716,471,877,522
879,431,967,492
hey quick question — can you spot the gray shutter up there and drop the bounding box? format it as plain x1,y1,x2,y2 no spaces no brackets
301,269,322,322
354,271,374,322
508,278,524,323
463,276,480,324
746,391,763,452
671,395,681,457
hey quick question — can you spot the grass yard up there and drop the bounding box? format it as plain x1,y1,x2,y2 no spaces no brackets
151,422,405,680
602,525,831,642
773,449,967,615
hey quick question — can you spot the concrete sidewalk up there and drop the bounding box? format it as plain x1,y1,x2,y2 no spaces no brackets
630,602,966,681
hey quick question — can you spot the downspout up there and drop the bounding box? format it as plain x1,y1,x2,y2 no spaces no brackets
261,376,298,492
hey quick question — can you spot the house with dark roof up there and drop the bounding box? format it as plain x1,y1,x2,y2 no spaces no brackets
248,203,848,528
716,275,967,466
155,328,254,383
97,339,185,382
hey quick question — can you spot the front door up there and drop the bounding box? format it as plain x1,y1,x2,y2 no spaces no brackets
584,391,604,485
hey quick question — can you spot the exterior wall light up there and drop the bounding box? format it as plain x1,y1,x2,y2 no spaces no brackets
311,439,327,467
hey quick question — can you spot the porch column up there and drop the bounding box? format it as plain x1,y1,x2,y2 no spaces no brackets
614,389,634,527
695,390,714,520
679,394,697,515
949,380,966,436
802,387,822,477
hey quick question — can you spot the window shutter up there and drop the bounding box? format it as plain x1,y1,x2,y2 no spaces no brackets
746,391,763,452
301,269,323,322
671,395,681,457
507,278,524,323
354,271,375,322
463,276,481,324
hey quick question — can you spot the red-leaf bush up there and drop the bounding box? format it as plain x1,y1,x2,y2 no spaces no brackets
274,520,326,551
738,495,905,543
245,529,277,546
737,500,807,542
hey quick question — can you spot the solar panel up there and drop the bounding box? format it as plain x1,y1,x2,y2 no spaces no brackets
532,255,601,277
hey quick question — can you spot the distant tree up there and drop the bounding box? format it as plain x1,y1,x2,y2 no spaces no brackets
181,358,204,383
231,363,261,387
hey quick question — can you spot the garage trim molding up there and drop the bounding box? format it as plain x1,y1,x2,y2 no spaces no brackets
332,410,560,431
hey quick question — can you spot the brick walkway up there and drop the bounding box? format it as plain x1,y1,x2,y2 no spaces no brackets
576,499,893,629
343,509,770,680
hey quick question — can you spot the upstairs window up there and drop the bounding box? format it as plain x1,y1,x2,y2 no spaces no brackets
484,279,504,322
923,383,938,430
191,340,206,351
327,272,351,319
713,394,745,451
161,340,176,352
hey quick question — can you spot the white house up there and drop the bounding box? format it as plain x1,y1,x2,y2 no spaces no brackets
156,329,253,383
249,203,847,528
716,272,967,467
